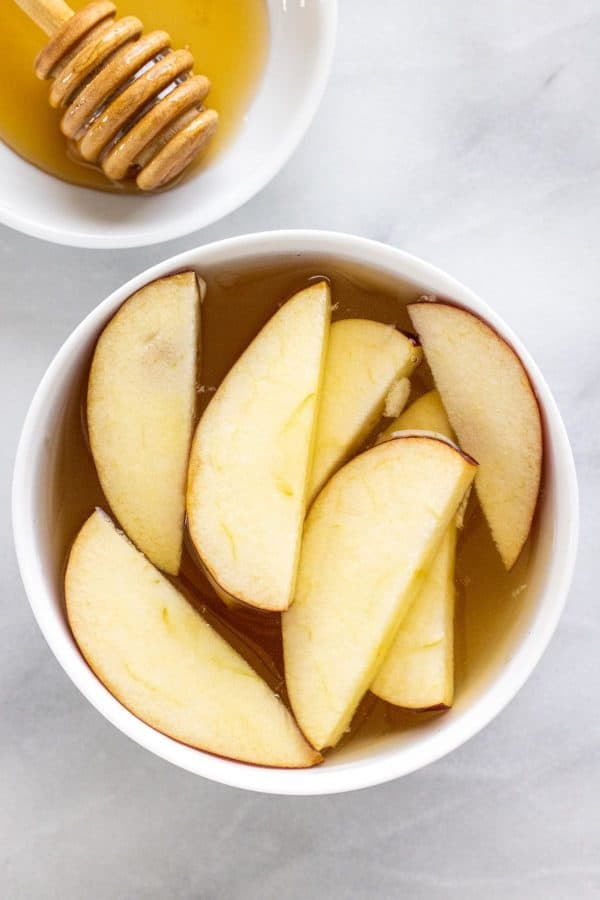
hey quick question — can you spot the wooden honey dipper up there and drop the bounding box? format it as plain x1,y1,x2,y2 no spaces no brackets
13,0,219,191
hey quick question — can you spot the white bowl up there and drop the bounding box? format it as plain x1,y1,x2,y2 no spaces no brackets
12,231,578,795
0,2,337,248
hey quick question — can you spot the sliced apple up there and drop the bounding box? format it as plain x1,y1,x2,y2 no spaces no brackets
383,376,411,419
381,388,473,529
372,526,456,709
87,271,200,575
65,510,320,768
282,435,476,750
380,388,453,441
408,302,542,569
187,282,331,612
307,320,421,502
372,390,457,710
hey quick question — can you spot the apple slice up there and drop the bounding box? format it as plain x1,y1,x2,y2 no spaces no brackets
307,320,421,501
372,390,457,710
282,435,476,750
379,388,472,529
87,271,200,575
372,526,456,709
408,302,542,569
383,376,411,419
66,510,320,768
187,282,331,612
380,388,453,441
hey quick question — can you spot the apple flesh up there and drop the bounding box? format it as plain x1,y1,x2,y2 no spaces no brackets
379,388,470,527
187,282,331,611
372,526,456,709
308,320,421,502
408,302,542,569
379,388,453,442
282,434,476,750
87,272,201,575
372,391,457,709
65,510,320,768
383,376,411,419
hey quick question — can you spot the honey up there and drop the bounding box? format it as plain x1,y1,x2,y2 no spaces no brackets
53,254,536,757
0,0,269,191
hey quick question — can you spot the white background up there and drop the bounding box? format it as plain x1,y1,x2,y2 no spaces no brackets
2,1,599,896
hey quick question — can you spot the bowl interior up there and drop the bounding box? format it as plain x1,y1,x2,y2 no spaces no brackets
0,1,336,248
14,233,577,793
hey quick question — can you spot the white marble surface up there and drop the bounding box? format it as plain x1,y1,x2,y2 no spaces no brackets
2,0,599,896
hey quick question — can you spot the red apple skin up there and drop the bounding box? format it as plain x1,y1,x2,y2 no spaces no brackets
408,301,542,569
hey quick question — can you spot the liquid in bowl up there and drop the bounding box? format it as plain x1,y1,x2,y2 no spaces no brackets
52,254,540,759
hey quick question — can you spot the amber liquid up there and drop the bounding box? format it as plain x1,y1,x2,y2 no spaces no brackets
0,0,269,191
52,255,537,757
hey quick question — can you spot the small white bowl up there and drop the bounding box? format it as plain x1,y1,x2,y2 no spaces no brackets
0,2,337,248
12,231,578,795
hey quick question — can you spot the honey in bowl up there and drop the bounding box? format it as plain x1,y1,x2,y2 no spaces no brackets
0,0,269,191
54,255,540,763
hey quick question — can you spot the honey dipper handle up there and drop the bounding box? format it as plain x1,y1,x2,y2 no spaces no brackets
13,0,74,36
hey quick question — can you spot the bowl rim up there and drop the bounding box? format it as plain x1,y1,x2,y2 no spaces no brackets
12,230,579,794
0,2,338,249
